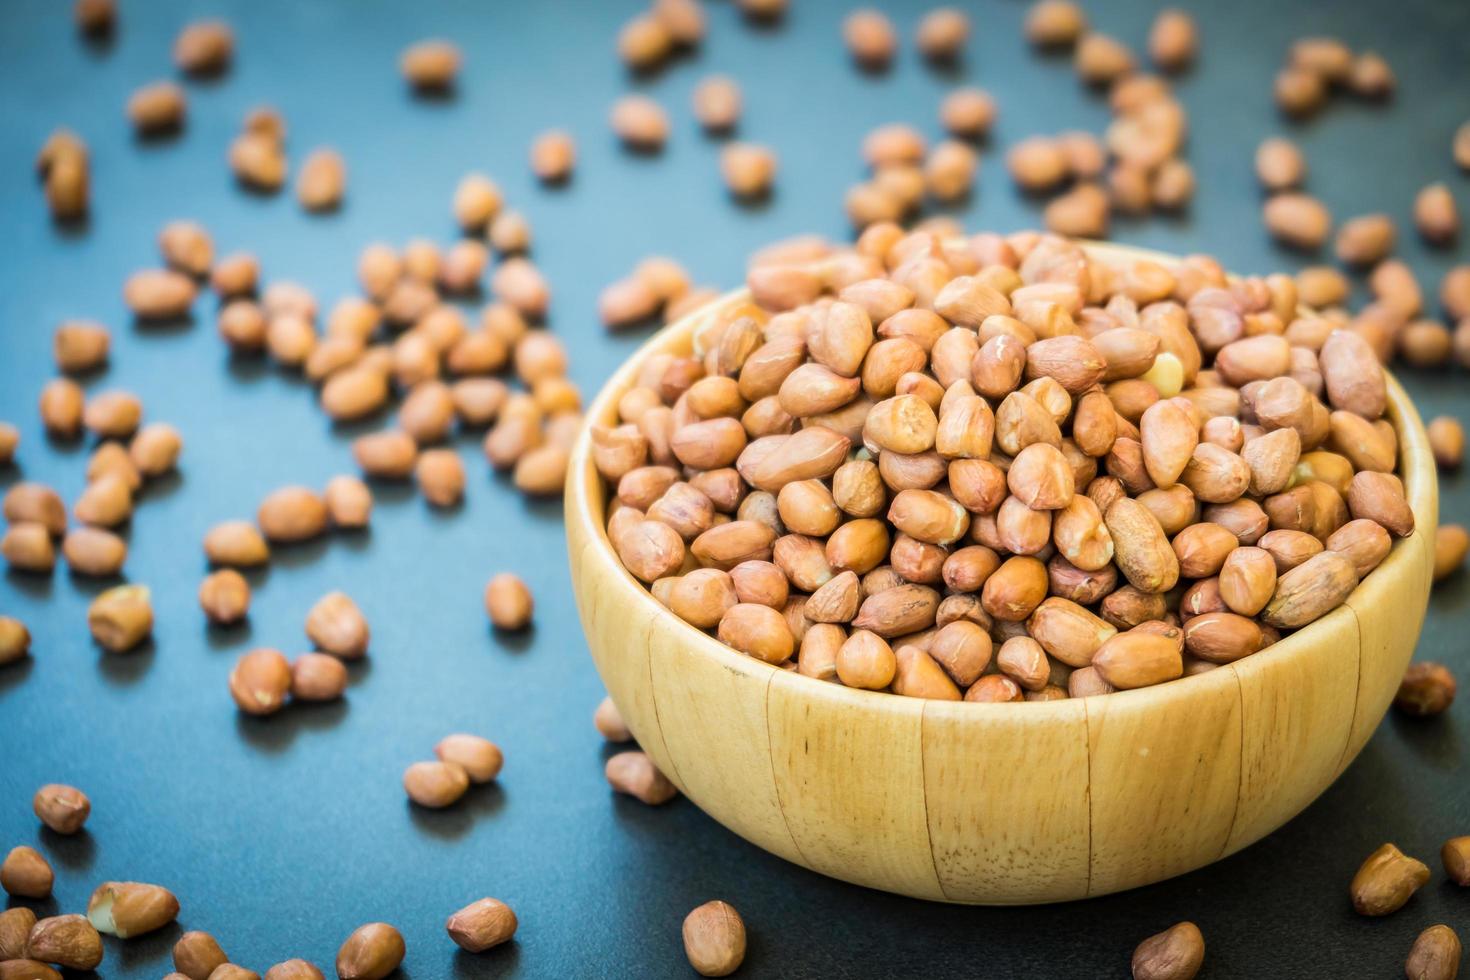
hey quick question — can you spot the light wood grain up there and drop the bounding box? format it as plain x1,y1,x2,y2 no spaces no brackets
1084,666,1243,895
647,624,805,866
922,699,1091,903
766,672,946,899
565,242,1436,904
1226,605,1358,855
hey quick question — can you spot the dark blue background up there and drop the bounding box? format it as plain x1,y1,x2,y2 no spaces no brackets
1,1,1468,976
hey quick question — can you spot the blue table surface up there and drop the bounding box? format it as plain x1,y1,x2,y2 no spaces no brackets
2,0,1468,976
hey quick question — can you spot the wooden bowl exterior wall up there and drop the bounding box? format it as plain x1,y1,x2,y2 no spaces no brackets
565,245,1438,904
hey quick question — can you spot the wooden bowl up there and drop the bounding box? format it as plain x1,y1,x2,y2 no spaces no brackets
565,243,1438,904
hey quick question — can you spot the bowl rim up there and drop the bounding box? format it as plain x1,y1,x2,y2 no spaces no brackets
566,240,1438,722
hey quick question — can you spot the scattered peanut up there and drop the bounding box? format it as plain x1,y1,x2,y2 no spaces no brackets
446,898,517,953
174,20,233,74
435,734,503,783
257,485,328,542
173,930,229,980
721,143,777,199
611,95,669,150
693,76,741,132
844,9,897,69
0,616,30,665
605,750,678,804
1405,925,1461,980
1435,525,1469,582
289,652,348,701
1351,842,1429,916
1415,182,1460,245
683,901,747,977
594,695,633,742
403,760,470,808
401,40,460,91
297,148,345,211
305,591,370,659
1443,836,1470,886
530,129,576,182
1,846,53,899
87,880,179,938
87,584,152,652
33,783,90,834
229,648,292,715
26,914,103,970
3,523,55,573
485,572,534,629
1395,661,1457,716
1130,921,1204,980
127,81,186,135
336,923,405,980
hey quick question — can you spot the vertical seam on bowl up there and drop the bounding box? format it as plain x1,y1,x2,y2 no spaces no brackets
641,613,688,794
1218,666,1247,861
1082,694,1095,898
919,703,951,902
1334,601,1368,776
763,673,814,873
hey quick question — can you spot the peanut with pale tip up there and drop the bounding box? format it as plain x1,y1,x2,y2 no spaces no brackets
87,880,179,938
88,584,153,653
229,648,292,716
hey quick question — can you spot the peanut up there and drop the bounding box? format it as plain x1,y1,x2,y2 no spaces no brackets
435,734,503,783
257,486,328,542
26,915,102,970
297,148,345,211
594,696,632,742
1395,662,1456,717
1350,843,1429,916
530,130,575,182
1,846,53,899
403,759,470,808
1131,921,1204,980
32,783,90,834
1435,525,1469,582
446,898,517,953
229,648,292,715
683,901,746,977
336,923,405,980
172,931,230,980
0,616,30,665
1405,925,1461,980
174,20,232,74
88,584,152,652
285,652,345,702
305,592,370,659
401,40,460,90
1443,837,1470,886
87,881,178,938
605,750,678,804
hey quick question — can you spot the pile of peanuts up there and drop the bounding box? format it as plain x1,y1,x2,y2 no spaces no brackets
596,228,1431,701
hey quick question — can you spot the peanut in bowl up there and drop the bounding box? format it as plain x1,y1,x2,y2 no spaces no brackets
565,237,1437,904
